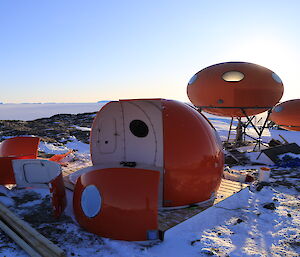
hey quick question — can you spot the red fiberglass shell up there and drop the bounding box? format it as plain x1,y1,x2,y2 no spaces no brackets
270,99,300,131
0,136,40,159
0,137,40,184
0,157,17,184
187,62,284,117
161,100,224,207
73,168,160,241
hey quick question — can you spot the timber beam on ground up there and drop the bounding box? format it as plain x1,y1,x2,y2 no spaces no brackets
0,202,66,257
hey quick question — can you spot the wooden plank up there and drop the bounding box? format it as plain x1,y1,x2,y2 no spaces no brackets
218,186,243,192
217,188,238,194
62,170,73,176
0,219,42,257
219,182,247,190
219,186,246,192
158,205,209,231
158,179,248,231
0,202,66,257
220,180,247,187
220,179,247,189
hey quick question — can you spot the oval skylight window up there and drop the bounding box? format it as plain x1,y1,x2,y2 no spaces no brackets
272,72,282,84
274,106,284,113
222,71,245,82
188,74,198,85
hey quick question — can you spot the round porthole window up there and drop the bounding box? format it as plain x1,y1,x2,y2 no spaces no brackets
129,120,149,138
81,185,102,218
222,71,245,82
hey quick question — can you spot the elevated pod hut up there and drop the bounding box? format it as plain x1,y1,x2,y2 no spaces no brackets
187,62,284,117
187,62,284,148
270,99,300,131
72,99,224,241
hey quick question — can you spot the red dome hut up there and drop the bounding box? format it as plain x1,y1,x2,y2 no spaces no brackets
73,99,224,241
270,99,300,131
187,62,284,117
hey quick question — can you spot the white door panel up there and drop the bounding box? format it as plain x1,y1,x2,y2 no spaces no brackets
91,102,125,165
121,101,163,167
98,117,117,154
12,159,61,187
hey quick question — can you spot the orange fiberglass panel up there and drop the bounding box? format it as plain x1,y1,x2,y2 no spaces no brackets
73,168,160,241
0,136,40,159
50,173,67,218
187,62,284,117
162,100,224,207
270,99,300,131
0,157,17,184
48,150,72,163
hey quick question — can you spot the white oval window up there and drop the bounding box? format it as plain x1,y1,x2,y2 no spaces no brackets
81,185,102,218
272,72,282,84
188,74,198,85
222,71,245,82
274,106,284,113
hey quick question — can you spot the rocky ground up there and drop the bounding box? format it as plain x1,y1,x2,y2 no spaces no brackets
0,112,96,145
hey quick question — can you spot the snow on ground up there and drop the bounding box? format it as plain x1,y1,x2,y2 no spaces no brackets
152,184,300,257
72,125,92,132
65,136,90,154
1,170,299,257
0,104,299,257
204,112,271,142
270,129,300,146
39,141,70,154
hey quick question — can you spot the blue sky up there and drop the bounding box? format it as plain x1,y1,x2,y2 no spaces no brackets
1,0,300,103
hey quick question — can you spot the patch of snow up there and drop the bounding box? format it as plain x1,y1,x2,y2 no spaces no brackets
204,112,271,142
71,125,91,132
269,129,300,146
181,186,300,257
246,151,275,166
278,152,300,159
65,136,90,154
39,138,90,155
150,189,251,257
38,141,70,154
